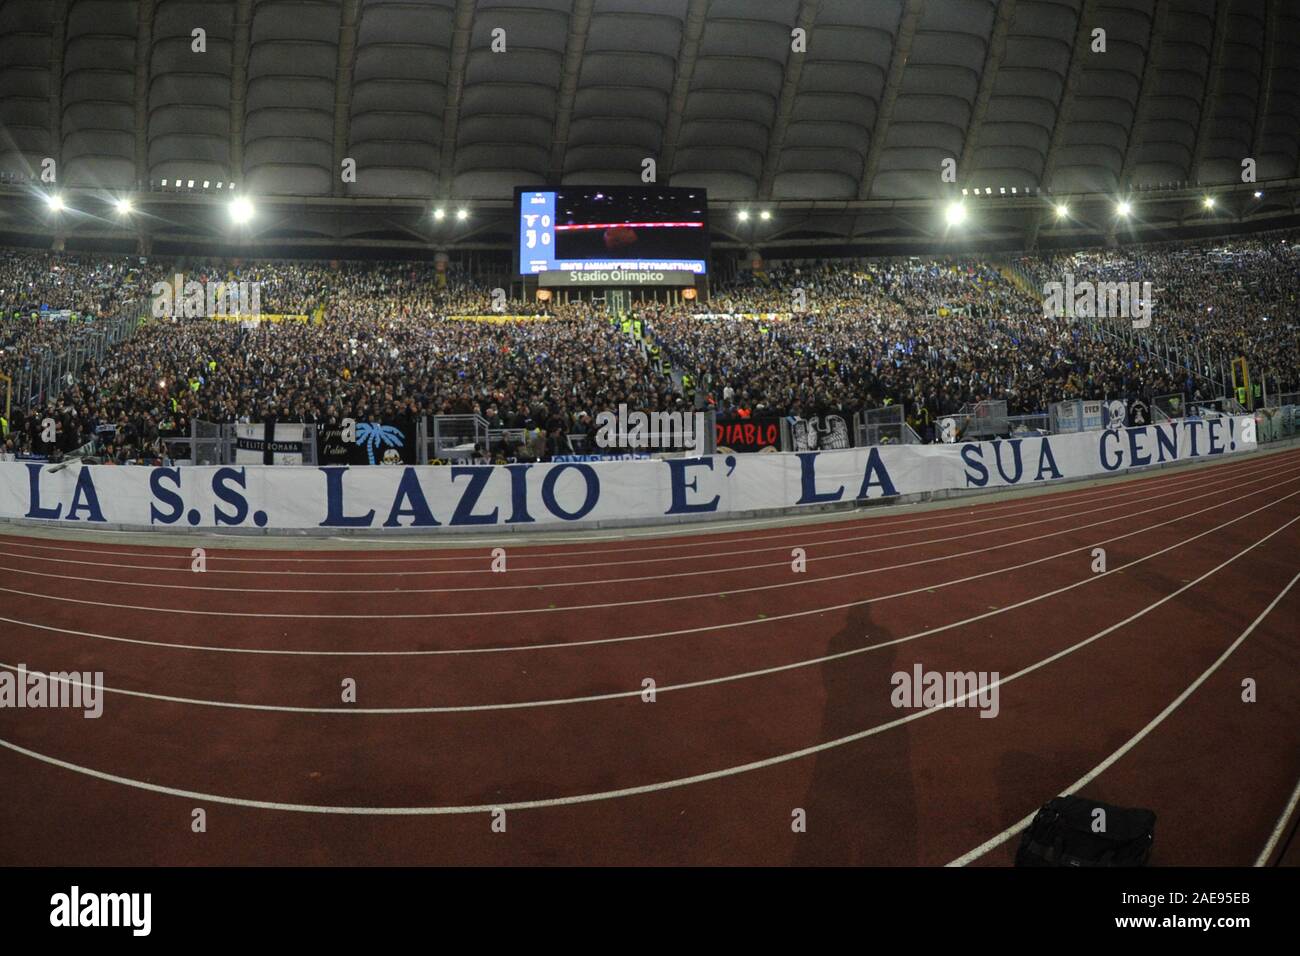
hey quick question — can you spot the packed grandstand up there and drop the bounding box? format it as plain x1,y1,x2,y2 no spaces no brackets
2,233,1295,464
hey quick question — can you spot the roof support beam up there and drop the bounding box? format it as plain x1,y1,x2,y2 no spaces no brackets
1254,0,1277,155
379,216,434,244
230,0,253,184
331,0,362,197
438,0,477,197
134,0,155,189
1191,0,1233,185
659,0,710,184
1252,0,1278,179
857,0,924,201
1039,0,1098,194
548,0,595,184
1027,0,1099,248
758,0,821,199
48,0,69,177
1117,0,1169,189
958,0,1017,182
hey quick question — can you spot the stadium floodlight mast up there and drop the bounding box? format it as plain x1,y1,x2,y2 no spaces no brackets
944,201,966,226
229,195,254,225
1202,195,1216,210
1115,200,1132,218
45,192,64,212
1054,203,1070,219
114,197,133,216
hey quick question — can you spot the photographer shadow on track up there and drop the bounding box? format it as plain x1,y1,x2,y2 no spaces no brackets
789,599,921,865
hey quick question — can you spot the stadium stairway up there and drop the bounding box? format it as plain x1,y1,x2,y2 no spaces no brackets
993,258,1232,400
995,261,1042,302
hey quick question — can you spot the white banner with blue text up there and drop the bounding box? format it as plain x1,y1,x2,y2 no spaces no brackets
0,418,1256,531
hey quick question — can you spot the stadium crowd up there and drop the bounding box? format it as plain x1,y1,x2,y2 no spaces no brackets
2,309,675,462
0,232,1295,460
1016,237,1298,398
649,250,1272,430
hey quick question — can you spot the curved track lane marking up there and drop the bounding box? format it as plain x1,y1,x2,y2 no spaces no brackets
4,485,1295,713
0,455,1273,593
1,461,1296,664
2,464,1294,657
0,457,1294,620
947,569,1300,867
1256,772,1300,867
0,450,1271,566
1,511,1294,814
0,465,1194,576
0,481,1139,561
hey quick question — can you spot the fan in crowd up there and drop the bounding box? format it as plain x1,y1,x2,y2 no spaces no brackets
1015,237,1297,398
2,310,679,462
649,242,1296,437
0,233,1295,461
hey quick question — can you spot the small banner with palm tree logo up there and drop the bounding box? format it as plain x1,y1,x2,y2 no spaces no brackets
315,419,418,465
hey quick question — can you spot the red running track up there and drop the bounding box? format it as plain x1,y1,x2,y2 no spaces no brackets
0,447,1297,866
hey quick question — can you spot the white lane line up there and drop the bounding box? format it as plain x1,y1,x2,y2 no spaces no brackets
0,478,1180,585
2,468,1295,657
0,464,1191,579
948,569,1300,868
1256,772,1300,867
0,455,1270,593
340,505,880,543
5,485,1296,713
2,459,1295,620
1,449,1274,566
1,476,1143,560
0,494,1019,563
0,461,1202,576
2,509,1294,816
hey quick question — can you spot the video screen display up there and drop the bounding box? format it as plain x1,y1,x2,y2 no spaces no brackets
517,186,709,277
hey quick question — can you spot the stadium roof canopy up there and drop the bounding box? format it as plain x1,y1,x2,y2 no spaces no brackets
1,0,1299,255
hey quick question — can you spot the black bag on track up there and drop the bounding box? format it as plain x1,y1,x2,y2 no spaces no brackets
1015,796,1155,867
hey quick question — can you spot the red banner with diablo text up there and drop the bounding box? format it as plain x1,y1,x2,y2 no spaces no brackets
715,414,782,453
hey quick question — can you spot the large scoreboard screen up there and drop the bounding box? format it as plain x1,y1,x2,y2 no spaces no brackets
517,186,709,285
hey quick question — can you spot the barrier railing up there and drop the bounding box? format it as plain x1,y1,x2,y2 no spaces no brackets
188,420,228,464
1255,405,1297,444
1153,393,1186,421
178,421,319,465
3,305,146,410
170,418,614,466
431,414,489,460
1004,413,1050,435
481,427,588,459
854,405,923,446
956,400,1009,440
